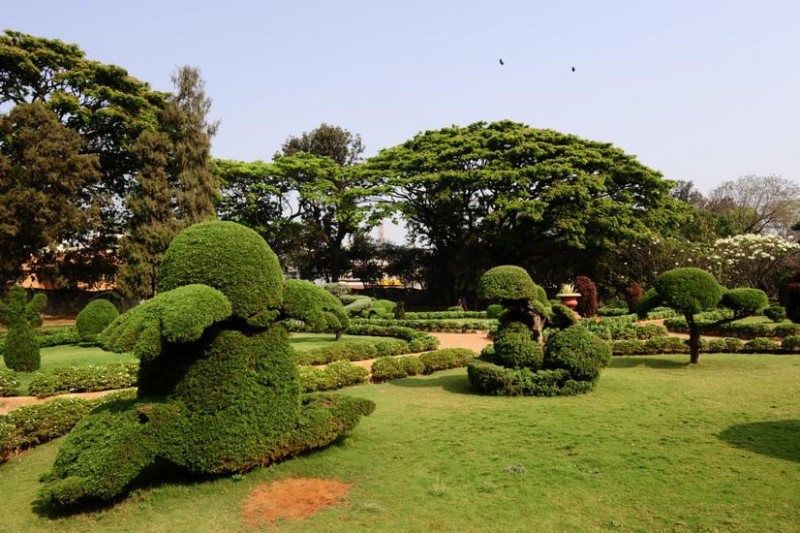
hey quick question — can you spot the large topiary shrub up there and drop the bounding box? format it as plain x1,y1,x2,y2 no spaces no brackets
75,299,119,342
40,221,374,508
469,265,610,396
0,287,46,371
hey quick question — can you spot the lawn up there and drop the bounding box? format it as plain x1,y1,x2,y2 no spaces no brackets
1,354,798,531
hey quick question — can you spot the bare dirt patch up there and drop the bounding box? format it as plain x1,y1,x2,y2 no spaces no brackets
0,389,120,415
242,478,351,528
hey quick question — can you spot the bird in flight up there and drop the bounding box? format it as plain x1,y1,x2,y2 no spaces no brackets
571,66,576,72
499,58,504,66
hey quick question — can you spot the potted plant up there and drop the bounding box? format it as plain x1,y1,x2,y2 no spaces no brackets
556,283,581,310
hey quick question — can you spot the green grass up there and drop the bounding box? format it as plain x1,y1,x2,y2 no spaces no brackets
1,354,799,531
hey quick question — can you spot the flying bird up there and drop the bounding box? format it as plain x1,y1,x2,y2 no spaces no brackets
499,58,504,65
571,66,576,72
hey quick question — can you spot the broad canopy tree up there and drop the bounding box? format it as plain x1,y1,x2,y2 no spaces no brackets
365,120,687,303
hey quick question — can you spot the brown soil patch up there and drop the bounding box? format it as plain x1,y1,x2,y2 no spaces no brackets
242,478,351,528
0,389,120,415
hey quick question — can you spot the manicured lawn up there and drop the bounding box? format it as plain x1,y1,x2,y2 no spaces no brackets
1,354,799,531
289,333,391,352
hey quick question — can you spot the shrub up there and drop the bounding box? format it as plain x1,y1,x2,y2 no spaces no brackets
653,268,724,315
764,305,787,323
393,302,406,319
781,335,800,352
466,361,592,397
610,339,648,355
343,297,372,316
282,280,349,336
549,304,578,329
486,304,505,319
0,368,19,397
297,342,378,365
743,337,778,353
785,279,800,323
492,322,543,369
27,363,139,398
721,288,768,317
37,326,81,348
624,282,645,313
574,276,598,317
477,265,537,302
701,337,742,353
0,287,46,371
371,356,425,382
299,361,369,392
419,348,477,374
596,307,630,317
75,299,119,342
644,336,689,353
544,326,612,382
374,338,411,357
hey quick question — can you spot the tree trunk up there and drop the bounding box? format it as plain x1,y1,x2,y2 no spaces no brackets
687,314,701,364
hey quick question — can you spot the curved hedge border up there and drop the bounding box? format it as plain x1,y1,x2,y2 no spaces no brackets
0,390,136,462
297,338,411,365
28,363,139,398
610,336,800,355
350,317,495,332
299,361,370,392
345,324,439,351
370,348,478,383
403,311,488,320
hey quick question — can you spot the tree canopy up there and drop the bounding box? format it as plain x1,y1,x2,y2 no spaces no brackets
365,120,688,302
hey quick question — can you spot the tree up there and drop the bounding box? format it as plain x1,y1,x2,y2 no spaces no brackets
276,122,364,166
0,286,46,371
0,102,101,287
365,121,688,303
706,175,800,236
638,267,767,364
117,67,218,299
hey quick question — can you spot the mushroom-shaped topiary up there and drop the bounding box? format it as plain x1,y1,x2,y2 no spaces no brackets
282,280,350,339
469,265,609,396
40,222,374,508
75,299,119,342
638,267,767,364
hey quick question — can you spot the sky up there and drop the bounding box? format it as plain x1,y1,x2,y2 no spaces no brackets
5,1,800,203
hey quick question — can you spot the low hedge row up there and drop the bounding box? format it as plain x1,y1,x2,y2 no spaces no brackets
370,348,477,382
0,368,19,397
466,361,594,396
582,321,667,341
0,389,136,462
664,317,800,339
28,363,139,398
296,339,411,365
610,335,800,355
345,324,439,351
0,326,81,356
350,317,494,332
403,311,488,320
299,361,370,392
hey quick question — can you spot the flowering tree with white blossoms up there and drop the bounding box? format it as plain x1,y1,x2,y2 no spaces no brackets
704,234,800,298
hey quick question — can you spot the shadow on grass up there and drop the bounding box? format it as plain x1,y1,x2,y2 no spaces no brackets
32,461,224,519
609,357,688,369
718,419,800,463
388,373,473,394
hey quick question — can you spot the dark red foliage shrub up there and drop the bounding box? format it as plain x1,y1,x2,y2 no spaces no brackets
574,276,598,317
624,281,644,313
786,280,800,323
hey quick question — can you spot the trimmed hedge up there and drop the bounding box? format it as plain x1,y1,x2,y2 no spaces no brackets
75,300,119,342
664,316,800,339
404,311,489,320
345,324,439,350
545,325,612,382
296,338,414,365
27,363,139,398
608,336,795,355
419,348,477,374
350,317,495,332
0,368,19,397
371,356,425,382
466,361,593,397
299,361,370,392
0,390,136,461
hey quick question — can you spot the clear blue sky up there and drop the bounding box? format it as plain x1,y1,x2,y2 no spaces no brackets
6,1,800,194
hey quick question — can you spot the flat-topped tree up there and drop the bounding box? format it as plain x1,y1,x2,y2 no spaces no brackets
638,267,767,364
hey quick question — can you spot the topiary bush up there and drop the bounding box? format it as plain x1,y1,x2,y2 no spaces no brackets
469,266,611,396
721,289,768,318
0,286,46,372
40,221,374,508
624,282,644,313
27,363,138,398
75,299,119,342
574,276,598,317
282,280,349,339
780,335,800,352
299,361,370,392
419,348,477,374
370,355,425,382
486,304,505,319
764,305,787,323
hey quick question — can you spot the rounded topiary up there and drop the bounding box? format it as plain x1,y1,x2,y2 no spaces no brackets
653,267,724,315
282,280,349,335
574,276,598,317
492,321,543,369
158,221,283,325
721,288,768,317
478,266,537,302
0,287,46,372
765,305,787,323
544,325,612,382
75,299,119,342
549,303,578,329
486,304,505,319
